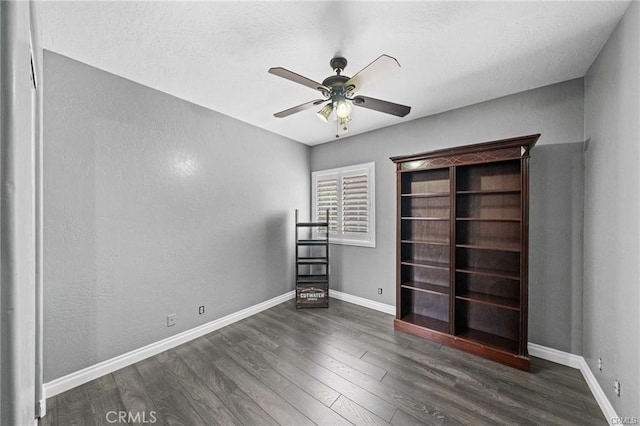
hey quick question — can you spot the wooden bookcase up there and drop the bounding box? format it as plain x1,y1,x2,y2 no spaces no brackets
391,134,539,370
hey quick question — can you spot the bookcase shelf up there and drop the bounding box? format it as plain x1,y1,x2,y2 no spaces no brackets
456,243,521,253
402,217,450,221
455,291,520,310
401,260,450,271
401,192,450,198
400,312,449,334
391,134,538,371
456,267,520,280
456,218,521,222
456,189,521,195
456,327,520,354
401,280,449,296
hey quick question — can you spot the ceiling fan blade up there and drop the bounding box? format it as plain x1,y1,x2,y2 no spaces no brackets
344,54,401,93
352,96,411,118
268,67,330,94
274,99,326,118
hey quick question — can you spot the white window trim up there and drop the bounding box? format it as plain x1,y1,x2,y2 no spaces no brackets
312,162,376,248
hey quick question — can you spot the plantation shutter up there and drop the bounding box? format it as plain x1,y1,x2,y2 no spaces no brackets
311,162,375,247
342,173,369,235
315,175,339,233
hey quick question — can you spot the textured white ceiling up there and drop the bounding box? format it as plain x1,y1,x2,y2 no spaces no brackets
36,1,629,145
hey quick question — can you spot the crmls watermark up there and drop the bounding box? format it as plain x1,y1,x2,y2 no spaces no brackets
612,417,639,425
106,411,157,424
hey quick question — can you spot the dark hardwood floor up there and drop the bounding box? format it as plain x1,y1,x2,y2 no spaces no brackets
40,299,606,425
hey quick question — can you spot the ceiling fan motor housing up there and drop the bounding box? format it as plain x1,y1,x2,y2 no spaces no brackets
322,75,350,97
329,57,348,74
325,57,355,96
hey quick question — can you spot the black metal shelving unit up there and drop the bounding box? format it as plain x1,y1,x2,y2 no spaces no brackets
295,209,329,308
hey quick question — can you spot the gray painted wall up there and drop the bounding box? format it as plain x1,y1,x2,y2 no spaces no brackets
584,1,639,416
43,51,310,382
529,143,584,354
311,79,585,353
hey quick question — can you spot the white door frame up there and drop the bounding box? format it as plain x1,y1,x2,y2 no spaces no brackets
0,1,38,425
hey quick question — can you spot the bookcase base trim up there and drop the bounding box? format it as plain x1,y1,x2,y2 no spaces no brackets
394,319,530,371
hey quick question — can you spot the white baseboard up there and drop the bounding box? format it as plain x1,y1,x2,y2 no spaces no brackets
329,289,395,315
36,398,46,419
576,356,618,424
43,290,295,399
528,342,583,369
528,343,617,423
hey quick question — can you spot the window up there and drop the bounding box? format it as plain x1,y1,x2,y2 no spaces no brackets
312,162,375,247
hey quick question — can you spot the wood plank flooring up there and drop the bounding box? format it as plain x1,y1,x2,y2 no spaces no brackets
40,299,606,425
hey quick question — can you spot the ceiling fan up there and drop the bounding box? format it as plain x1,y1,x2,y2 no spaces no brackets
268,55,411,137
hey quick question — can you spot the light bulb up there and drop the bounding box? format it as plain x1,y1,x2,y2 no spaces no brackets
334,99,352,119
316,103,333,123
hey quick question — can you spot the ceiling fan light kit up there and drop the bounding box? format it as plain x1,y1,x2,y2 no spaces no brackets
334,97,352,119
316,103,333,123
269,54,411,138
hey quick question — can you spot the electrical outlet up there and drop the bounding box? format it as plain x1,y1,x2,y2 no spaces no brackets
167,314,176,327
614,379,621,397
598,357,603,371
198,306,205,315
378,288,383,295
